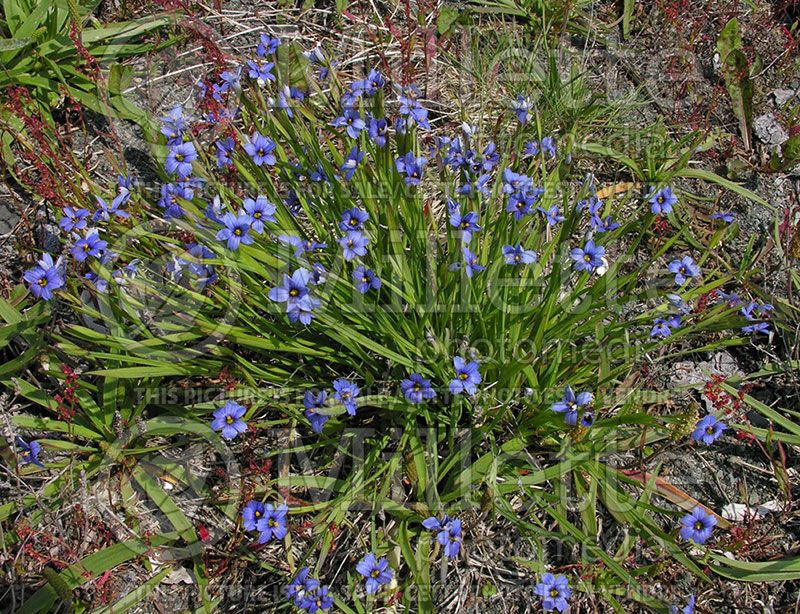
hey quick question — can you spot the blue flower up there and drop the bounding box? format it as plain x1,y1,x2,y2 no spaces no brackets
673,594,696,614
218,66,241,93
506,190,541,220
338,231,369,261
16,436,43,467
591,214,620,233
457,173,491,196
23,254,64,300
712,211,735,223
303,390,329,433
165,141,197,178
692,415,726,445
269,269,320,325
512,94,530,124
341,81,364,107
113,260,139,287
398,94,430,130
287,567,315,606
668,256,701,286
570,240,605,274
449,207,481,243
112,175,134,208
71,229,107,262
741,301,771,334
577,196,603,215
306,162,328,183
502,244,537,266
85,272,108,294
440,519,463,558
552,386,593,426
340,146,365,181
160,105,186,145
278,235,327,257
331,108,366,139
541,136,556,158
215,137,236,168
216,212,254,250
481,142,499,171
157,183,187,220
244,132,276,166
649,186,677,215
462,247,485,278
679,506,716,544
395,151,427,186
242,500,266,531
93,195,130,223
401,373,436,404
668,293,693,313
443,137,464,169
449,357,481,396
367,117,388,147
540,204,564,225
311,263,327,285
246,59,275,84
356,553,394,594
256,503,289,543
651,318,673,338
523,139,540,156
301,583,334,612
534,573,571,612
353,265,381,294
243,196,276,233
352,68,385,96
289,93,307,115
502,168,532,194
333,378,360,415
211,401,247,440
339,207,369,231
423,515,462,557
59,206,90,232
257,33,281,56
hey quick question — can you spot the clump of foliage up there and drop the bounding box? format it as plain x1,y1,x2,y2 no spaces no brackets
5,24,799,614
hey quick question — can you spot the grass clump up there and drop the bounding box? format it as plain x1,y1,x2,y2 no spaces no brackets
4,19,798,614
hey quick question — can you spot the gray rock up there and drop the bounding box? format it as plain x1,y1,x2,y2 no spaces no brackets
753,114,789,146
772,88,796,106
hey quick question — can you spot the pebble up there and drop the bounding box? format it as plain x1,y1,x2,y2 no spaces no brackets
753,114,789,146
